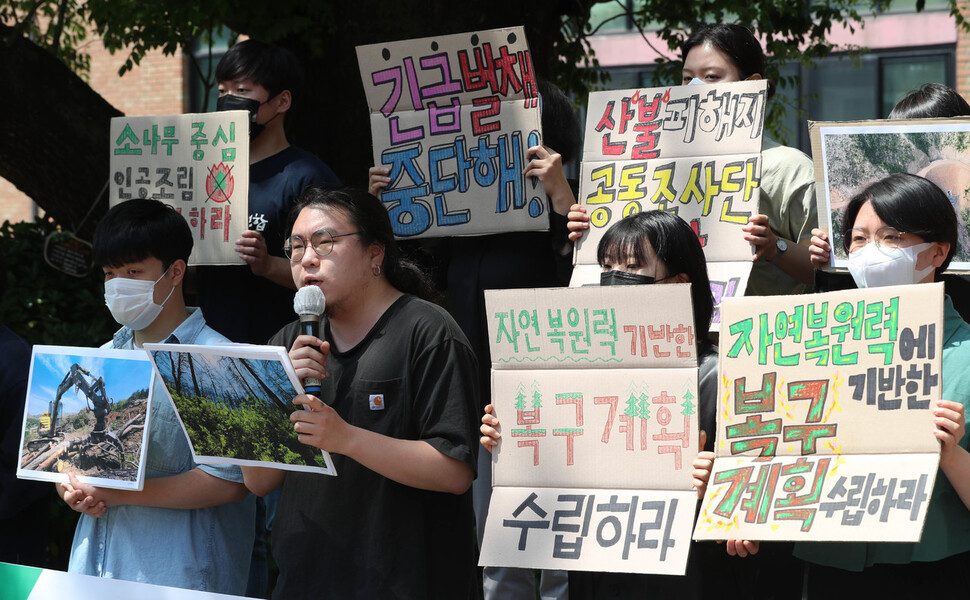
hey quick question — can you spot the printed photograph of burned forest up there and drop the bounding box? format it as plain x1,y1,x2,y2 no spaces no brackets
821,124,970,267
149,347,327,469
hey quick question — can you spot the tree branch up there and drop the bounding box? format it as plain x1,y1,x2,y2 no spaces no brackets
49,0,70,56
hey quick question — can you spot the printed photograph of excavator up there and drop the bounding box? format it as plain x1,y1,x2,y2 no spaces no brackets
18,347,155,489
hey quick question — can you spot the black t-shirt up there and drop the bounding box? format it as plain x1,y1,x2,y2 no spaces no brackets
197,146,339,344
269,295,480,599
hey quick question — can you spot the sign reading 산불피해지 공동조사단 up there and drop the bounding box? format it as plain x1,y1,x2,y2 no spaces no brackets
356,27,546,239
570,80,767,328
694,283,944,542
109,112,250,266
479,285,699,575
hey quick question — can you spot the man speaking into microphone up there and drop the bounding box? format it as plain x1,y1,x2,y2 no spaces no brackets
241,187,480,599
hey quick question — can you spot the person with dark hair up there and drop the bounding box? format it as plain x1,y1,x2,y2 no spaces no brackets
482,210,720,599
888,82,970,120
197,39,341,346
597,211,715,341
369,77,580,600
0,249,51,568
791,173,970,597
241,187,481,599
59,199,255,594
681,23,769,93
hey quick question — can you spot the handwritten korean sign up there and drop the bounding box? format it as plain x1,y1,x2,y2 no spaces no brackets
480,285,698,574
357,27,546,238
571,80,768,326
109,112,249,266
694,283,943,542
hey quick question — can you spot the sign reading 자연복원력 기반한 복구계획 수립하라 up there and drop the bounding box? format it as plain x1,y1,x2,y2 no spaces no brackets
479,285,699,575
694,283,943,542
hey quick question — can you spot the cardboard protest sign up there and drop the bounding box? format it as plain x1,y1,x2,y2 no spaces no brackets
18,346,154,491
357,27,546,238
480,285,699,575
109,112,250,265
570,80,767,327
809,117,970,271
144,343,336,476
694,283,944,542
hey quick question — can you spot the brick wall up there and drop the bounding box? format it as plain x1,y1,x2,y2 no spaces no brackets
1,33,187,224
958,2,970,99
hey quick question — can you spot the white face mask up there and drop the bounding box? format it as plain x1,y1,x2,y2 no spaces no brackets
847,242,934,288
104,266,174,330
687,77,705,86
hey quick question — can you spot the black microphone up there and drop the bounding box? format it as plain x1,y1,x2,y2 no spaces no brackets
293,286,326,395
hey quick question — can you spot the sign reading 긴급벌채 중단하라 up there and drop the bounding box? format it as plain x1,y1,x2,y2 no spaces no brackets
109,111,250,266
357,27,547,239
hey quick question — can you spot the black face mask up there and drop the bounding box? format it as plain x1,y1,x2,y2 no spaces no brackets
216,94,267,141
600,270,656,286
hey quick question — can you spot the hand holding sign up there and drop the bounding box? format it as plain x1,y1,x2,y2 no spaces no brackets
809,228,832,269
691,430,713,500
566,203,589,242
368,166,392,197
480,403,500,453
933,399,966,455
235,230,271,276
523,145,573,214
292,395,351,453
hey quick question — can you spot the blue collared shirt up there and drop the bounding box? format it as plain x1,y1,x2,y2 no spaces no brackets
69,308,256,594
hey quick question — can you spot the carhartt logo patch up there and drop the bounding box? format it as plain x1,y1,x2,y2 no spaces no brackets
369,394,385,410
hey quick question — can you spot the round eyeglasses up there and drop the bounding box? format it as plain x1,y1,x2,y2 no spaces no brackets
284,230,360,262
847,227,910,254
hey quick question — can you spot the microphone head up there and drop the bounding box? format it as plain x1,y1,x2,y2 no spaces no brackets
294,285,326,317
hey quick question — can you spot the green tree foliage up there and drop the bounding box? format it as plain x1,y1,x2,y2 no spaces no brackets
0,0,92,74
171,391,326,468
0,218,115,346
855,133,915,174
111,388,148,412
67,408,90,431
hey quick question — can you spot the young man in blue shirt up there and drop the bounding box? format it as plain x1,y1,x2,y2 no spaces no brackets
59,199,255,595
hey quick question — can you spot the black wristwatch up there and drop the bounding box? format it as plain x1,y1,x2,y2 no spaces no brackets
766,238,788,263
